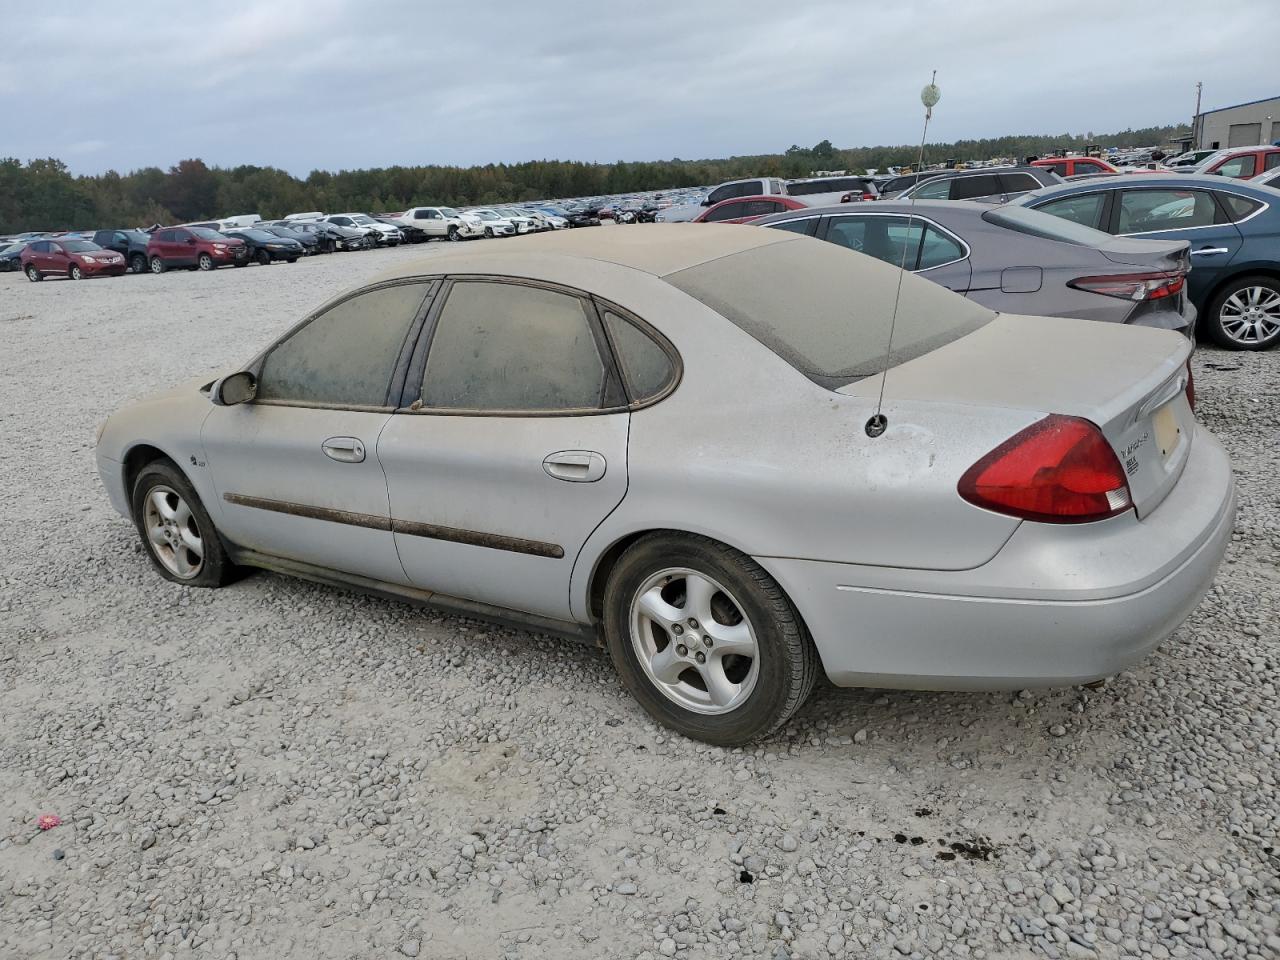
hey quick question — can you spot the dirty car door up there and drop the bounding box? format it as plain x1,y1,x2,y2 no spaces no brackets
377,279,630,621
201,281,434,583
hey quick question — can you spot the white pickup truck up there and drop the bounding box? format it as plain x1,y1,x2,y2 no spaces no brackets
390,206,486,241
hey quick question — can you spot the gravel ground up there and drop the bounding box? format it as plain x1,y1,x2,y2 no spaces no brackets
0,247,1276,960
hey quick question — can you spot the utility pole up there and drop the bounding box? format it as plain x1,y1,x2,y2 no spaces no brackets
1192,82,1203,148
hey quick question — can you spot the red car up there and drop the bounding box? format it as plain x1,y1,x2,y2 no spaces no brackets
1195,145,1280,180
1032,156,1120,178
694,195,808,224
21,238,127,281
146,226,249,273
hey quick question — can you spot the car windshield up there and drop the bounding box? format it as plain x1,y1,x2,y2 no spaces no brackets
352,215,375,224
0,242,24,255
61,239,101,252
239,229,277,242
439,207,460,217
981,205,1114,246
666,236,994,388
475,210,499,220
189,228,225,241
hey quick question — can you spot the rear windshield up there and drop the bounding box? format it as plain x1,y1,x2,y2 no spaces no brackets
982,205,1113,247
788,178,864,196
665,236,994,388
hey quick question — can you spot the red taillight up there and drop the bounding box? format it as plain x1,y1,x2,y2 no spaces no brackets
1185,362,1195,412
1068,272,1186,301
862,191,876,201
958,415,1133,523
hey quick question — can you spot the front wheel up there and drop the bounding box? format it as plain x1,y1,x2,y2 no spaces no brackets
197,252,214,271
448,225,460,242
69,264,84,280
150,256,165,274
484,227,494,238
131,461,237,588
1206,275,1280,350
603,533,819,745
25,264,42,282
256,249,271,266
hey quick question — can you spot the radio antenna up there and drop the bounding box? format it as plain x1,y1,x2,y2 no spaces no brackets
866,71,940,439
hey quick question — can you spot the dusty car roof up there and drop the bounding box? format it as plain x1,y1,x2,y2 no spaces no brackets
369,223,797,282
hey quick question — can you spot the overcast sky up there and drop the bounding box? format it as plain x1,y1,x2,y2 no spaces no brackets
1,0,1266,176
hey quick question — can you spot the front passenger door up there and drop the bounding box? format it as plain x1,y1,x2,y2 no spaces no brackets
201,280,435,583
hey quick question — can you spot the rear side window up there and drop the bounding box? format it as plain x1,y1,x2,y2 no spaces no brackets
1043,162,1069,176
420,281,616,412
999,172,1042,193
706,202,747,222
1033,193,1107,230
1266,153,1280,171
666,236,993,388
950,175,1001,200
257,282,429,407
1220,193,1263,221
1118,190,1219,233
743,200,781,217
603,311,676,404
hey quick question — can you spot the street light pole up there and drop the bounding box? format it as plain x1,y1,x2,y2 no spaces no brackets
1193,82,1203,148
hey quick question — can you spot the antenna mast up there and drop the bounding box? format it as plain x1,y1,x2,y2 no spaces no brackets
866,71,940,439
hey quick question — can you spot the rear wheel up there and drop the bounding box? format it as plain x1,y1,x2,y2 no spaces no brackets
25,264,42,282
129,253,147,274
131,461,236,588
603,533,819,745
150,256,165,274
1206,275,1280,350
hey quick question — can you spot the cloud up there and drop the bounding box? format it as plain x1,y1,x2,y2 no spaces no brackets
0,0,1266,176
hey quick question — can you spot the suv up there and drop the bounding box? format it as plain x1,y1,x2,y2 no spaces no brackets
1194,146,1280,180
92,229,153,274
21,238,127,281
146,226,248,272
899,166,1063,202
392,206,486,241
701,177,787,208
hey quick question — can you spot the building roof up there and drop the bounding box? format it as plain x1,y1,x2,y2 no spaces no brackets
1197,94,1280,118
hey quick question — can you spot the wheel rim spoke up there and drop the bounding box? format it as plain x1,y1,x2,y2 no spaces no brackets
648,645,687,684
180,527,203,556
699,661,740,708
637,587,680,628
704,619,754,656
681,574,717,626
150,490,177,521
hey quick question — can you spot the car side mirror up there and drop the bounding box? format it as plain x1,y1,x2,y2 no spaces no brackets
701,198,712,207
211,371,257,406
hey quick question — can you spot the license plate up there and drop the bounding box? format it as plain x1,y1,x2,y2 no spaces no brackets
1153,403,1181,463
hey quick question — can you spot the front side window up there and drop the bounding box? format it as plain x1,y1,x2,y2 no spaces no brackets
1216,155,1256,178
707,202,746,222
419,281,613,412
603,311,675,404
911,177,953,200
1033,192,1107,230
1118,190,1218,233
257,282,429,407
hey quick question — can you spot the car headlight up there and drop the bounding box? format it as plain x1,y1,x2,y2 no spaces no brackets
213,244,227,250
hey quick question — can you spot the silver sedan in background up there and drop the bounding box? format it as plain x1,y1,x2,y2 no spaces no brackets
95,226,1235,744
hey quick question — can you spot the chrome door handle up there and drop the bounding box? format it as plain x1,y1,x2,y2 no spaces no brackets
543,450,606,483
1190,247,1229,256
321,437,366,463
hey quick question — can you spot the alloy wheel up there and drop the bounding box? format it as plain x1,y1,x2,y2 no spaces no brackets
25,265,40,282
142,485,204,580
70,265,82,280
198,253,213,271
1219,285,1280,345
629,568,760,715
150,256,164,274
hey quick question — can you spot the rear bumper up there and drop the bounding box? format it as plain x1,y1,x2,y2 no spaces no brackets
759,428,1235,689
1129,295,1197,339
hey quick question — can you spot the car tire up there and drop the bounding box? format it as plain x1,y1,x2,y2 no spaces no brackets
484,227,494,239
150,256,165,274
286,257,298,264
69,264,83,280
197,252,214,271
1206,275,1280,350
448,225,460,242
131,461,237,588
129,253,147,274
25,264,42,282
256,249,271,266
602,533,819,745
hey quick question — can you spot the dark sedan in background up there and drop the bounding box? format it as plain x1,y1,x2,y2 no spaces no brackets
1014,174,1280,349
257,224,320,255
754,200,1195,335
222,228,304,265
895,165,1064,203
0,240,26,272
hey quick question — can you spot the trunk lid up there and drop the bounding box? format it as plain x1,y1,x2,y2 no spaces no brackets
845,314,1195,517
1098,235,1191,272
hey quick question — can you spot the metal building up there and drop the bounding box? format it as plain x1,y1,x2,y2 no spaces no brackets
1194,94,1280,150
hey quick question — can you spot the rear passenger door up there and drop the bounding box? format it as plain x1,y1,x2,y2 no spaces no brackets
169,228,196,267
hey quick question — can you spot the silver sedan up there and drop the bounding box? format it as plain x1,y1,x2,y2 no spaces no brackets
95,225,1236,744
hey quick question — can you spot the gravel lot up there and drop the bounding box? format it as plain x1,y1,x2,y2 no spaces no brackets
0,246,1277,960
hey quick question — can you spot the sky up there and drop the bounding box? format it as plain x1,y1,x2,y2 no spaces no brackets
0,0,1269,176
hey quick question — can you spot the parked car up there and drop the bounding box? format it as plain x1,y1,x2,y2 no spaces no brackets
694,195,809,224
92,229,155,274
146,226,248,272
222,228,304,265
21,238,126,280
1252,168,1280,191
754,201,1195,336
257,225,320,255
531,207,570,229
0,241,27,272
1166,149,1218,170
877,171,951,199
391,207,486,241
1014,174,1280,349
95,225,1232,744
1032,157,1120,178
898,166,1064,203
280,220,368,252
702,177,788,207
468,208,517,237
325,214,402,246
376,216,428,244
562,206,602,227
1193,146,1280,180
494,207,537,234
786,176,879,205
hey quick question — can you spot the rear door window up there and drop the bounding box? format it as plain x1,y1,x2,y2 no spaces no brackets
602,310,677,404
1033,192,1108,230
999,172,1043,194
1265,152,1280,171
1215,155,1256,178
707,201,748,222
1117,190,1220,233
950,175,1001,200
911,177,953,200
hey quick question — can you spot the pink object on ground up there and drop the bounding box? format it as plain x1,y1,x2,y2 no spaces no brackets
37,813,62,831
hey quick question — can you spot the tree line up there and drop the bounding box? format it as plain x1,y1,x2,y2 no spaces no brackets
0,124,1187,234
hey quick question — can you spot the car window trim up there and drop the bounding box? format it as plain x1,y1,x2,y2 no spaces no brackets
590,296,684,410
816,211,971,273
247,277,438,413
398,274,632,418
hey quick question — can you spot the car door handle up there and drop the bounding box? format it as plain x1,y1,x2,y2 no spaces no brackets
321,437,366,463
543,450,606,483
1190,247,1230,256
